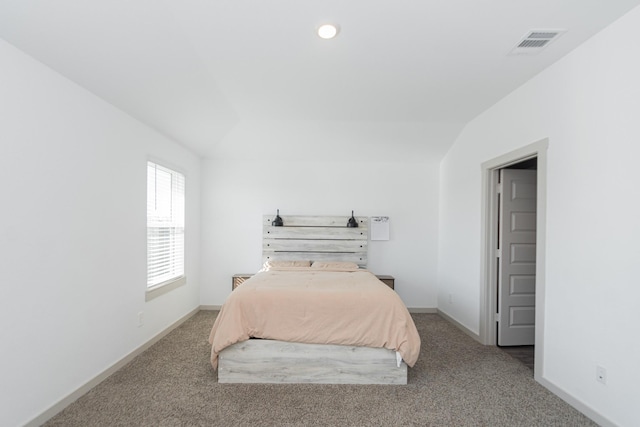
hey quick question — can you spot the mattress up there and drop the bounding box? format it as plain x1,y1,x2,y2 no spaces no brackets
208,268,421,369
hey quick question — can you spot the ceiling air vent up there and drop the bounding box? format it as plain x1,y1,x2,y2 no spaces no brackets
509,29,566,55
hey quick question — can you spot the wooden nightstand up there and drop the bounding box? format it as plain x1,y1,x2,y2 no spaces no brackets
376,275,395,290
232,274,253,290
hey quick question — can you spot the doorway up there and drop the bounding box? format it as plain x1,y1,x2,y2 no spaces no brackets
498,160,537,347
479,139,548,381
496,160,537,370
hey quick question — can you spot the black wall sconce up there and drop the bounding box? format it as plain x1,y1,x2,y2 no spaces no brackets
272,209,283,226
347,210,358,228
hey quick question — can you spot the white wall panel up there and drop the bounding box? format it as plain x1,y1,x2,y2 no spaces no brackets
438,6,640,426
200,156,439,309
0,39,201,427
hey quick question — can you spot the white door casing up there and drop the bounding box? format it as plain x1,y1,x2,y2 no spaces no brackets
498,169,537,346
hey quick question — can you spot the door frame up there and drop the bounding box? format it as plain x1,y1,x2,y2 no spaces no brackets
479,138,548,380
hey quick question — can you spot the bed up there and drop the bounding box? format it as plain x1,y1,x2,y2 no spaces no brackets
208,214,421,384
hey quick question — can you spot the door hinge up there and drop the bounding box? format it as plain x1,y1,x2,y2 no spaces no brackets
496,248,502,258
496,182,503,194
495,313,501,322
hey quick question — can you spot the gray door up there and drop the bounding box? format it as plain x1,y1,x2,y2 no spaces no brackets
498,169,537,346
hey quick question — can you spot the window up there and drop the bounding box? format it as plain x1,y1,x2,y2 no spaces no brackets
147,162,185,297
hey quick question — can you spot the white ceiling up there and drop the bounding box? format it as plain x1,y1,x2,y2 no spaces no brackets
1,0,639,159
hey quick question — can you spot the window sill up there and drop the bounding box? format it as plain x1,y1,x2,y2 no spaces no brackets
146,276,187,302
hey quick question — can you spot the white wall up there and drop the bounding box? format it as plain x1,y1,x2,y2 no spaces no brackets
200,157,440,309
438,6,640,427
0,39,201,427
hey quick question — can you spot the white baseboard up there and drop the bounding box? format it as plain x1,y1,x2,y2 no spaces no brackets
201,305,436,314
436,309,482,343
26,307,200,427
536,376,615,427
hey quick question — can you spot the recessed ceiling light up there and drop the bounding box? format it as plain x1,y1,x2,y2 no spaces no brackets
317,24,339,39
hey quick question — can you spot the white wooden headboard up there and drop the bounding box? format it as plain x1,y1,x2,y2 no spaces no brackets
263,215,368,267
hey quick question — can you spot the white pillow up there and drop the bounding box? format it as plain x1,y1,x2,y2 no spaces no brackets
310,261,360,272
261,260,311,271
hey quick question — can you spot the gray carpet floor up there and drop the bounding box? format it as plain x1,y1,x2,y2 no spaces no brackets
499,345,535,370
45,311,596,426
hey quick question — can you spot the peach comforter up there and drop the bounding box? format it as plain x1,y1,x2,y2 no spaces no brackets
208,269,421,369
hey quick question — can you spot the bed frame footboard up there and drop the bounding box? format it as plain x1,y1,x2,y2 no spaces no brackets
218,339,407,384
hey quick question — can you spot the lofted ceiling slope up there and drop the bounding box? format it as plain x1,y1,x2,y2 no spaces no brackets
1,0,639,160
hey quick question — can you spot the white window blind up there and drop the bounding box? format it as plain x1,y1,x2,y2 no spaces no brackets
147,162,185,288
